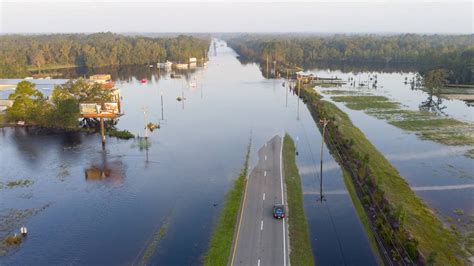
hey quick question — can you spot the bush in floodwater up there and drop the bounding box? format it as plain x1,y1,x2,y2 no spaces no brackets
4,235,22,246
107,129,134,139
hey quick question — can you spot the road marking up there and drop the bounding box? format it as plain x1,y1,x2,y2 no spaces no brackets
279,137,287,266
230,171,250,266
263,193,265,201
265,155,267,161
257,259,261,266
260,220,263,231
264,171,267,177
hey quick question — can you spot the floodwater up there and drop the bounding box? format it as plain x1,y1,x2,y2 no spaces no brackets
309,68,474,229
0,41,377,264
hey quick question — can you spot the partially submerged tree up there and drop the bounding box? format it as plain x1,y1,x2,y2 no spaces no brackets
6,79,116,129
7,81,47,123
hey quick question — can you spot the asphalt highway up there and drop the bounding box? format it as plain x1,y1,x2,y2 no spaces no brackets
231,135,289,266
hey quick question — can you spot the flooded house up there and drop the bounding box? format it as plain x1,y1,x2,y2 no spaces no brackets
157,61,173,70
174,63,189,70
189,57,197,68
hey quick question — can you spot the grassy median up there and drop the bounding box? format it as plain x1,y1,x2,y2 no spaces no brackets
282,134,315,266
300,85,466,265
204,143,250,266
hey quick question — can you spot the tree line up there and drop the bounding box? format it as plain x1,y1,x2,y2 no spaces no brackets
225,34,473,84
0,33,210,78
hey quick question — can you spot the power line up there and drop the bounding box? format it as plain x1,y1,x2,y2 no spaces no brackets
297,117,347,265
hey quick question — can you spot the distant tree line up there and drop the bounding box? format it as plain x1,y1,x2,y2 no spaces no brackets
0,33,210,78
226,34,473,84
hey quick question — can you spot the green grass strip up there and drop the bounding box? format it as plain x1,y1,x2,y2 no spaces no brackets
331,95,400,110
391,118,464,131
204,143,250,266
282,134,315,266
331,95,390,103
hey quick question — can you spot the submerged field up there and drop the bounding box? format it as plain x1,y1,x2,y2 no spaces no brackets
328,93,474,151
301,85,466,265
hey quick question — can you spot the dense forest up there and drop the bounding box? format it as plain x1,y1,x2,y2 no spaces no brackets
225,34,474,84
0,33,210,78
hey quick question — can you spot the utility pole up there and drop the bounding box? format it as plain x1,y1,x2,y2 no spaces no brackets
266,55,269,78
160,91,164,120
273,60,277,78
295,136,299,156
100,117,105,148
182,91,185,110
286,69,289,107
142,106,149,139
319,118,330,202
297,76,301,120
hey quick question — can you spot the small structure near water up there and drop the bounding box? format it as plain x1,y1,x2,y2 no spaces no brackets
20,226,27,236
80,74,123,147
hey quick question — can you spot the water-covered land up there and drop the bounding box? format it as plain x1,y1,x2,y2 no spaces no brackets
1,39,472,264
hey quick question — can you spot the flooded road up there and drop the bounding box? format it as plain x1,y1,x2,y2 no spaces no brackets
1,41,376,264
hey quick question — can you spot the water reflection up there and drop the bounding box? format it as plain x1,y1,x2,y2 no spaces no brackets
419,88,448,115
31,64,201,83
84,159,124,185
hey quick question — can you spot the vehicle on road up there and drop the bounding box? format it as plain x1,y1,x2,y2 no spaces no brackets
273,204,285,219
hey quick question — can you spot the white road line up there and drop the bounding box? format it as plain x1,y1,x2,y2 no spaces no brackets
264,171,267,177
279,137,287,266
260,220,264,231
257,259,261,266
263,193,265,201
265,155,267,160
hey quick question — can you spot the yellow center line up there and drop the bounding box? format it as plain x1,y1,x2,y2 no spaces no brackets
230,171,250,266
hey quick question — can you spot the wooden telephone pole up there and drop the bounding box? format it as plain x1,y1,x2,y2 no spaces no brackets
286,69,289,107
319,118,330,202
266,55,269,78
142,106,149,139
297,75,301,120
160,91,164,121
100,117,105,147
273,60,277,78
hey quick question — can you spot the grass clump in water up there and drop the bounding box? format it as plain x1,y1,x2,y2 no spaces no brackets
453,208,465,216
331,95,400,110
0,205,50,256
391,118,464,131
321,90,366,95
465,149,474,159
0,179,34,189
107,129,134,139
204,142,251,266
332,95,390,103
282,134,315,265
3,235,22,247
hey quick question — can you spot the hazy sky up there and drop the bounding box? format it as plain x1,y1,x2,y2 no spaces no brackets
0,0,472,33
